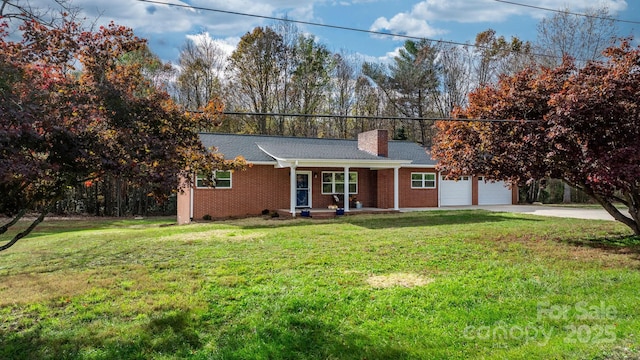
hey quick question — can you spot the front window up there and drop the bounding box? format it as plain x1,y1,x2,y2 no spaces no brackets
196,170,232,189
322,171,357,194
411,173,436,189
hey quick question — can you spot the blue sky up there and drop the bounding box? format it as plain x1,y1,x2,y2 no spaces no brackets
21,0,640,63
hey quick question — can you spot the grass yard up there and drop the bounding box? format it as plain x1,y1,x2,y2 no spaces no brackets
1,210,639,359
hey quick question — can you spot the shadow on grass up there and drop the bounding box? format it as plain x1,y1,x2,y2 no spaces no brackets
0,310,202,360
0,306,408,360
236,210,540,231
563,235,640,261
343,210,540,229
212,310,409,359
1,217,175,240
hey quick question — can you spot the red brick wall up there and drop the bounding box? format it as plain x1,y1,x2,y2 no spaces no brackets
375,168,438,208
472,175,479,205
176,176,191,224
399,168,438,208
306,168,377,209
192,165,290,219
190,165,440,219
376,169,394,209
358,129,388,157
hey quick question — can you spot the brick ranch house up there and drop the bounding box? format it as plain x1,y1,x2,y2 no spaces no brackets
176,129,517,224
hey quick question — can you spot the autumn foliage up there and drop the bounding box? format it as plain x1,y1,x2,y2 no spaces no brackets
0,19,245,250
433,41,640,235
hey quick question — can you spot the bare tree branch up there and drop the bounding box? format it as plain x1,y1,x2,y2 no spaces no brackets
0,208,27,236
0,206,48,252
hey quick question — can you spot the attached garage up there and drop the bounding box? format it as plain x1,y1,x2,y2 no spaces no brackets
478,177,513,205
439,175,472,206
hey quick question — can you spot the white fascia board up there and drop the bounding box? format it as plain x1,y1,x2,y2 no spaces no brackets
256,144,414,168
278,158,411,168
401,164,438,168
246,161,278,166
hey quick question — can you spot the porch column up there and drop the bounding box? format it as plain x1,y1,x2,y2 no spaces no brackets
393,167,400,210
290,165,297,217
343,166,350,212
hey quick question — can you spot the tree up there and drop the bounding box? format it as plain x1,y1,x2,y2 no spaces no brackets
0,19,245,251
474,29,533,86
227,27,285,134
535,5,620,202
433,41,640,235
353,75,384,132
536,5,618,67
288,34,333,137
328,51,358,138
433,43,473,117
363,40,440,145
175,37,226,117
0,0,78,26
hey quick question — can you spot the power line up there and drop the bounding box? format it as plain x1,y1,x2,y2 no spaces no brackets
219,111,539,123
135,0,554,59
494,0,640,26
135,0,462,46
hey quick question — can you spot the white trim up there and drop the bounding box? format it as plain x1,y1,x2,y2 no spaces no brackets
478,179,513,205
411,172,437,189
295,170,313,208
393,167,399,210
343,167,350,212
439,174,473,206
189,182,194,220
321,171,358,195
256,145,410,169
247,161,278,166
195,170,232,189
401,164,438,168
290,166,297,216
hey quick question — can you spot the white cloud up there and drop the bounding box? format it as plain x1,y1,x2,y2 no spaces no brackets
185,32,239,59
370,12,446,38
368,0,628,36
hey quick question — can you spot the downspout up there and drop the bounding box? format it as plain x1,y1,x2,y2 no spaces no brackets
190,180,194,221
437,171,441,207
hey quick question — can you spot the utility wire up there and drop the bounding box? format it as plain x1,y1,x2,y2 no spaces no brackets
135,0,556,60
494,0,640,26
135,0,460,45
218,111,539,123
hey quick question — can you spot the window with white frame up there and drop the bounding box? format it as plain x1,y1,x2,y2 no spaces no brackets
196,170,232,189
411,172,436,189
322,171,357,194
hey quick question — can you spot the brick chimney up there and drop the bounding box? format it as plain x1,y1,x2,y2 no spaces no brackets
358,129,388,157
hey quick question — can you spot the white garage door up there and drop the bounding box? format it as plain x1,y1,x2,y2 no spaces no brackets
478,177,513,205
440,175,472,206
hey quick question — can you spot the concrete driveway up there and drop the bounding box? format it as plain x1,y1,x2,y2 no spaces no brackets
401,204,625,221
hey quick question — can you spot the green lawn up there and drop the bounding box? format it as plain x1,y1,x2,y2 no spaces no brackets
1,211,639,359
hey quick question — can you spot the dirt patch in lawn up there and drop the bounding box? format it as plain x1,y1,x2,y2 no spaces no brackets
160,229,265,243
367,273,434,289
0,270,115,306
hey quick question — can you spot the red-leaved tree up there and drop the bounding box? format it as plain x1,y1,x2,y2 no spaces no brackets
0,19,245,251
433,41,640,235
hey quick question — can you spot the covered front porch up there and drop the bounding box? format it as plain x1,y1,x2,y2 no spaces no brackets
276,206,400,219
254,129,415,217
266,159,409,218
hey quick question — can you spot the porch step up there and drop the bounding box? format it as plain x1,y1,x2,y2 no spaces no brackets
275,208,400,219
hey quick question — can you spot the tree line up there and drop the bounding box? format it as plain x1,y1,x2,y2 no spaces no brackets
3,1,637,249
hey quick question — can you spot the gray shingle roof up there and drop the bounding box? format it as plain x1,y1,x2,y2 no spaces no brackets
198,133,436,166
